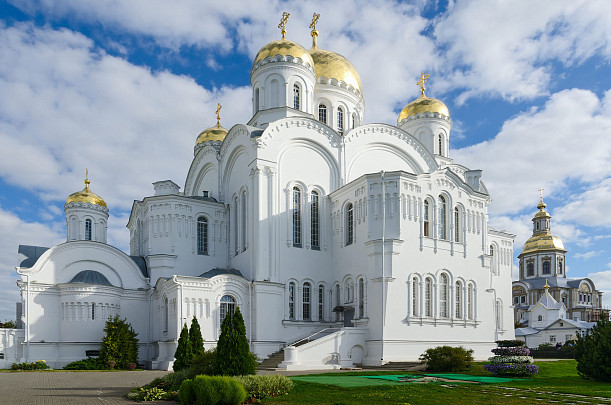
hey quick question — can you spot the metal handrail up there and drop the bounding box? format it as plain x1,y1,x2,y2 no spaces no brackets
288,327,342,348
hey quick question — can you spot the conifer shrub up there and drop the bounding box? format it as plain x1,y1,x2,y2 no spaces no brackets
99,315,139,369
233,374,294,401
213,307,257,376
174,324,193,371
419,346,474,372
189,316,204,354
178,375,246,405
63,357,105,370
575,318,611,381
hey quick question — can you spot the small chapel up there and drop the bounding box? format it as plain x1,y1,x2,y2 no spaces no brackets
10,13,515,370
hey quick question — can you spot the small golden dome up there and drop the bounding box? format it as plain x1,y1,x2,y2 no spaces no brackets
397,95,450,124
521,234,566,255
196,124,228,145
66,178,107,208
308,48,362,94
253,39,315,68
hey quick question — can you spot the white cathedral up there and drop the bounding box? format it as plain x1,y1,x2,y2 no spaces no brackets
9,14,516,370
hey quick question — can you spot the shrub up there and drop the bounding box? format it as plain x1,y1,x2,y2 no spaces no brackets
132,387,169,401
99,315,139,369
11,360,49,370
575,318,611,381
128,362,137,370
162,369,191,391
419,346,474,372
213,307,257,376
189,316,204,354
179,375,246,405
0,320,16,328
496,340,525,347
174,324,193,371
63,357,105,370
538,342,555,350
484,363,539,376
233,374,294,401
491,347,530,356
189,348,216,377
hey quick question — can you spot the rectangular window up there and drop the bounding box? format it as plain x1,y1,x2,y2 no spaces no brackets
318,286,324,321
565,334,572,342
292,188,302,247
550,335,556,342
288,283,295,320
311,192,320,250
303,284,311,320
318,104,327,124
521,295,526,303
337,108,344,135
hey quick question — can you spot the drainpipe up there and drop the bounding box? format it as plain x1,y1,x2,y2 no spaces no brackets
16,269,30,363
248,281,253,350
380,171,385,363
146,277,151,365
174,276,183,329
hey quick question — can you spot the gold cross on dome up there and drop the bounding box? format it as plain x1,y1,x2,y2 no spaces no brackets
85,168,89,181
278,12,290,39
309,12,320,31
539,187,544,202
216,103,222,126
417,72,429,97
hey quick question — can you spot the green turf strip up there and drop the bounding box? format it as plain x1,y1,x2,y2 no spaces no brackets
291,375,403,388
363,374,514,383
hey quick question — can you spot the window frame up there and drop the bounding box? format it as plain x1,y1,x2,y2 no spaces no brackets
293,83,300,110
288,282,296,320
197,216,209,255
318,104,327,124
345,203,354,246
220,295,236,325
337,107,344,134
85,219,92,241
310,191,320,250
292,187,302,247
423,200,430,237
302,282,311,320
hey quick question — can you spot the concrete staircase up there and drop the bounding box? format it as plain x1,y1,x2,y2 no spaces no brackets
257,349,285,370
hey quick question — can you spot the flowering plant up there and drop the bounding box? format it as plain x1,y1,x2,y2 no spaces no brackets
11,360,49,370
488,355,533,364
128,362,137,370
484,363,539,376
491,347,530,356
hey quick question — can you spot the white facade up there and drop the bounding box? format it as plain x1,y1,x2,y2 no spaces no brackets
12,26,515,370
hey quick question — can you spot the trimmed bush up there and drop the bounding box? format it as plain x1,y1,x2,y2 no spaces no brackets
11,360,49,370
178,375,246,405
189,316,204,354
189,348,216,377
233,374,294,401
99,315,139,369
63,357,105,370
496,339,525,347
575,318,611,381
491,346,530,356
174,324,193,371
419,346,474,372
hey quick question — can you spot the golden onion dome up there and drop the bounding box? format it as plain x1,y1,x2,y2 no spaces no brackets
397,95,450,124
308,48,362,94
253,39,314,68
66,178,107,208
196,102,228,145
521,234,566,255
195,123,228,145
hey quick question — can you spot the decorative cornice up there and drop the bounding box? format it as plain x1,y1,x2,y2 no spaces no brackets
316,76,363,100
398,111,451,126
251,55,316,78
253,118,341,150
64,201,109,214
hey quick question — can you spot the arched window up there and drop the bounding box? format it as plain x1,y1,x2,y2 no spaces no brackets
91,303,95,320
358,278,365,318
318,104,327,124
337,107,344,134
558,260,563,274
344,280,353,303
270,79,279,107
439,196,447,240
288,282,295,320
537,315,543,322
412,277,419,317
293,84,300,110
310,191,320,250
527,262,534,276
454,207,460,242
543,261,551,274
438,134,443,155
164,297,169,332
335,284,341,321
345,203,354,246
233,197,239,254
85,219,92,240
439,274,449,318
254,88,260,112
303,282,311,320
423,200,430,237
197,216,208,255
455,281,462,318
292,187,302,247
352,113,357,129
318,285,325,321
220,295,236,325
241,190,247,251
425,278,433,317
490,245,496,274
467,283,474,320
496,299,502,329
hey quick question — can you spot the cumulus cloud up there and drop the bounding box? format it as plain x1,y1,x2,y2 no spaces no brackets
587,268,611,308
0,206,64,321
575,251,603,260
0,22,252,213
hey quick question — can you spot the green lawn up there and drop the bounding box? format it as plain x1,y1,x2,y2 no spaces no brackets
261,361,611,405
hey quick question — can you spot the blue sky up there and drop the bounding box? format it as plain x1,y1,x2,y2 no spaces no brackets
1,0,611,321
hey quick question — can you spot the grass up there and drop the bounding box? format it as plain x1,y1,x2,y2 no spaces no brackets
261,361,611,404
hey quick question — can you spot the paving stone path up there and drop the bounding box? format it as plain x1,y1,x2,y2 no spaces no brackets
0,370,173,404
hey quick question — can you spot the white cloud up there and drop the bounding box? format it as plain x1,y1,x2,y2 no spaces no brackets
574,250,603,260
434,0,611,102
587,268,611,309
553,178,611,227
0,23,252,213
0,206,64,321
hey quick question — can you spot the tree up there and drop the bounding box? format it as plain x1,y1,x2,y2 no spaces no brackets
99,315,139,369
174,324,193,371
575,318,611,381
189,316,204,354
213,307,256,376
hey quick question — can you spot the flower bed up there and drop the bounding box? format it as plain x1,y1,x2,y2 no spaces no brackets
11,360,49,370
487,355,533,364
486,341,538,377
484,363,539,376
